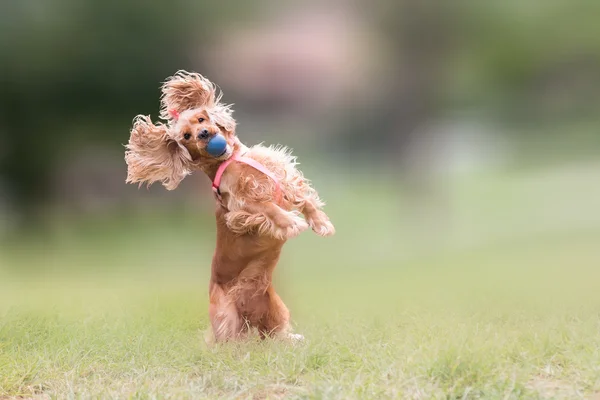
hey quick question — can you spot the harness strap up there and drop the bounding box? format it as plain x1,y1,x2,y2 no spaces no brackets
212,153,282,206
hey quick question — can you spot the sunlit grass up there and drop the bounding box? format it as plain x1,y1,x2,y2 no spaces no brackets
1,161,600,398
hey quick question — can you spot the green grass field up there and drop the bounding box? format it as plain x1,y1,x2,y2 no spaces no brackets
2,162,600,399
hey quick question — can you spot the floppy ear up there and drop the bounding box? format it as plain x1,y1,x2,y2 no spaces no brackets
160,70,237,133
125,115,192,190
160,70,218,121
208,103,237,134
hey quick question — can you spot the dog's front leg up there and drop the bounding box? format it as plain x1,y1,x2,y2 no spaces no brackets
300,196,335,237
225,202,308,240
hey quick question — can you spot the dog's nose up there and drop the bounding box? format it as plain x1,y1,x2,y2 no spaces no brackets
198,129,210,140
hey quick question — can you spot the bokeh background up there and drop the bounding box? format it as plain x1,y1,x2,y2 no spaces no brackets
1,0,600,312
3,1,600,397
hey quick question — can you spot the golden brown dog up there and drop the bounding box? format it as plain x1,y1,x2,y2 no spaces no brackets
125,71,334,342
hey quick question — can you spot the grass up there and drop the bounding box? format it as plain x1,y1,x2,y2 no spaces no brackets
2,161,600,399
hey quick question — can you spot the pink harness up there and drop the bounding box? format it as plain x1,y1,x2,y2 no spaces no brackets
212,153,282,207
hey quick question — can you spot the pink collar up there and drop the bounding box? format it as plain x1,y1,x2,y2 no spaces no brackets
212,153,282,205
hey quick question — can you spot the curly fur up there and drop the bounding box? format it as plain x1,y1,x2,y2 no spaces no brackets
232,144,325,208
124,115,192,190
160,70,237,133
125,71,334,343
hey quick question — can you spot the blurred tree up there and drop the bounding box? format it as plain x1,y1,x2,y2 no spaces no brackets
335,0,600,158
0,0,249,227
447,1,600,121
336,1,459,159
1,0,599,228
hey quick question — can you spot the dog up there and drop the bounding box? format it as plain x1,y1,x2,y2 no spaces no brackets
125,71,335,342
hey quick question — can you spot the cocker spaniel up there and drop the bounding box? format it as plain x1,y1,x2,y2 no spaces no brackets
125,71,335,342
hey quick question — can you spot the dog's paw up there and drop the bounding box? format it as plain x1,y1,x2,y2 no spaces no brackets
286,212,310,238
280,332,306,346
273,330,305,344
272,211,309,240
287,333,305,343
203,328,216,347
311,219,336,237
308,212,336,237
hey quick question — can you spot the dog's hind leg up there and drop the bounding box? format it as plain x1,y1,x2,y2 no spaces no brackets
208,282,244,343
258,286,303,343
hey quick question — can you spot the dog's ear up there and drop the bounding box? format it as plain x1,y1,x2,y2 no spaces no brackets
125,115,192,190
160,70,217,121
160,71,237,133
208,103,237,135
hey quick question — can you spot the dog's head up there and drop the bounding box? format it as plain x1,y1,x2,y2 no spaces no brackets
125,71,239,189
170,107,235,164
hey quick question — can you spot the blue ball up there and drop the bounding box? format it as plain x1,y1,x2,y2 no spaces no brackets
206,134,228,157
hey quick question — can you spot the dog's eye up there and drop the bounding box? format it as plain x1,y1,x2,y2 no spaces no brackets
198,118,205,123
183,133,191,140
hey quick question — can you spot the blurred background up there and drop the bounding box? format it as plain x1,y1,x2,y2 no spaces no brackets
1,0,599,300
